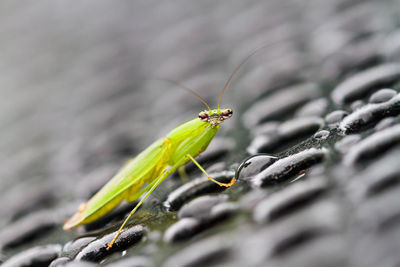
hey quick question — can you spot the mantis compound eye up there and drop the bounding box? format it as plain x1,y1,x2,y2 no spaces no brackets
221,109,233,119
198,111,209,121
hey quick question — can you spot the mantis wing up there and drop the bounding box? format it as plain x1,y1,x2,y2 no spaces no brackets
63,137,172,230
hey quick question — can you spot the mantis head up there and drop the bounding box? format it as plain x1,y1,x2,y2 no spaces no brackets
198,108,233,126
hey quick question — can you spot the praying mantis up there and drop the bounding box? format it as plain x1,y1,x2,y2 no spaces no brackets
64,46,262,250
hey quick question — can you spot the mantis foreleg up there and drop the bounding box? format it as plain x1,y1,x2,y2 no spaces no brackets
186,154,235,187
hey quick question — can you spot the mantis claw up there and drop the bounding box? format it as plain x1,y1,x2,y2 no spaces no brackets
217,177,236,187
106,234,118,250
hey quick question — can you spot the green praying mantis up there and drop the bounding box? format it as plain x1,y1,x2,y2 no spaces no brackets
64,46,262,250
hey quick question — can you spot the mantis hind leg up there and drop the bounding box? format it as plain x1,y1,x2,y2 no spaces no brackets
106,167,172,250
178,165,189,183
106,154,235,250
186,154,235,187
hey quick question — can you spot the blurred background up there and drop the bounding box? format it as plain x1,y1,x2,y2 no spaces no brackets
1,0,400,266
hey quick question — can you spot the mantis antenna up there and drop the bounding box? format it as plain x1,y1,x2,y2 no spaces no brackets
217,43,280,111
153,78,211,112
